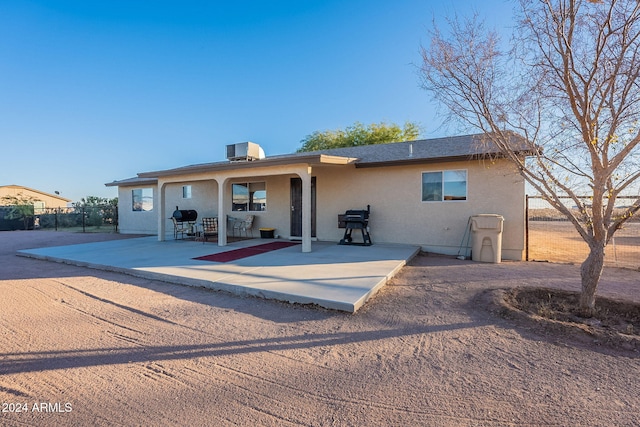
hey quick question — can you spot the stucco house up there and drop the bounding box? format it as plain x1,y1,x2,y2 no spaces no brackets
106,133,532,260
0,185,72,212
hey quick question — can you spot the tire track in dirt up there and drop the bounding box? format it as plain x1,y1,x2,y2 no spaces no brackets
158,313,530,425
166,360,316,426
52,280,182,327
4,277,289,425
1,275,208,426
50,278,251,344
183,348,476,425
104,330,145,346
142,323,639,427
58,300,144,335
0,384,31,398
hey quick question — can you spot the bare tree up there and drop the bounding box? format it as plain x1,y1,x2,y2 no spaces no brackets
420,0,640,316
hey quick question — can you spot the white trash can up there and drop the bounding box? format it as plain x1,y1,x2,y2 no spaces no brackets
470,214,504,263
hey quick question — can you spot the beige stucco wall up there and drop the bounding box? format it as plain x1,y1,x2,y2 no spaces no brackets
117,185,158,235
162,180,218,240
311,160,524,260
116,158,525,260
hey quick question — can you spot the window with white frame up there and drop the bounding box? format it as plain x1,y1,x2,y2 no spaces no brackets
132,188,153,211
33,201,45,215
422,170,467,202
182,185,192,199
232,182,266,211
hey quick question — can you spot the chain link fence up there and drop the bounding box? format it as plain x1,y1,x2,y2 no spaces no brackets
526,196,640,269
0,205,118,233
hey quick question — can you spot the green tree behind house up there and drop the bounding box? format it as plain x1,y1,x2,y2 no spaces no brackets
72,196,118,228
297,121,421,152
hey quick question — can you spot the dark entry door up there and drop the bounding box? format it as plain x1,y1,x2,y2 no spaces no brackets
290,177,316,237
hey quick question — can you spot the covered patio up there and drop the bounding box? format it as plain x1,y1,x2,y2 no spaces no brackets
18,236,420,312
129,153,359,253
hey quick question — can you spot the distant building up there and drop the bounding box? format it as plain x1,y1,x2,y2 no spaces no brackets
0,185,72,213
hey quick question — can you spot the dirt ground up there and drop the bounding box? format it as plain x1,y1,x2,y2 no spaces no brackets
1,231,639,426
528,220,640,269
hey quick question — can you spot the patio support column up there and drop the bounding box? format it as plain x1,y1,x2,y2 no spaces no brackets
217,177,228,247
158,181,166,241
301,168,312,253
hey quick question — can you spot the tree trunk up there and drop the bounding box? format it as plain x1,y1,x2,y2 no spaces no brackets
579,243,605,317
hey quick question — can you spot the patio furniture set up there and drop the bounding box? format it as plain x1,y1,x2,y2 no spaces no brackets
171,210,255,243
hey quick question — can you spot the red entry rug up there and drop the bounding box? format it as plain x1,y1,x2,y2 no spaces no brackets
194,241,300,263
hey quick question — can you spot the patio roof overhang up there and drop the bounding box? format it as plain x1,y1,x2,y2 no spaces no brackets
126,154,355,253
105,176,158,187
137,154,356,179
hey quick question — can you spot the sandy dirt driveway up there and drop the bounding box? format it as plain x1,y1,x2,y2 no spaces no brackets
1,231,639,426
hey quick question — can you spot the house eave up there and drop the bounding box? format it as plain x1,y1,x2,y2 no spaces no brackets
354,151,534,168
105,177,158,187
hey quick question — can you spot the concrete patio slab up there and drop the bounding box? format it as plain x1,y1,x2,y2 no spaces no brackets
17,237,420,312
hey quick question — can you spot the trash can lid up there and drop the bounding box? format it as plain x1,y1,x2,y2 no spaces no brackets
471,214,503,229
259,228,275,231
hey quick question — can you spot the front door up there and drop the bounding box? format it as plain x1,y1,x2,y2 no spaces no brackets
290,177,316,237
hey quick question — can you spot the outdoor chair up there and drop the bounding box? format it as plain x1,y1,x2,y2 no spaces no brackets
201,217,218,244
233,215,255,237
171,217,190,240
227,215,240,237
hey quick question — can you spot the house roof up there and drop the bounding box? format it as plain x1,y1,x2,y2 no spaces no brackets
106,132,533,185
276,132,533,168
0,185,72,202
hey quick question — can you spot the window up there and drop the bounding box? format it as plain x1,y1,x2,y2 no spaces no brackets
232,182,266,211
422,170,467,202
182,185,192,199
33,201,45,215
132,188,153,211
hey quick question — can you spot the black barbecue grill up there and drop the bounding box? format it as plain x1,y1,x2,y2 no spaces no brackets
172,207,198,223
171,207,198,239
338,205,372,246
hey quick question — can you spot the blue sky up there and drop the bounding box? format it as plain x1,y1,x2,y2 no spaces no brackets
0,0,514,202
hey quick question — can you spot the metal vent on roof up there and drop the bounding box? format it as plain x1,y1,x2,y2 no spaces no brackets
226,142,265,161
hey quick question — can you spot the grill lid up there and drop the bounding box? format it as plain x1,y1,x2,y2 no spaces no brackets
172,206,198,222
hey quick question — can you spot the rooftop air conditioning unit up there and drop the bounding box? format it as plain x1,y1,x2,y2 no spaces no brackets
226,141,265,161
